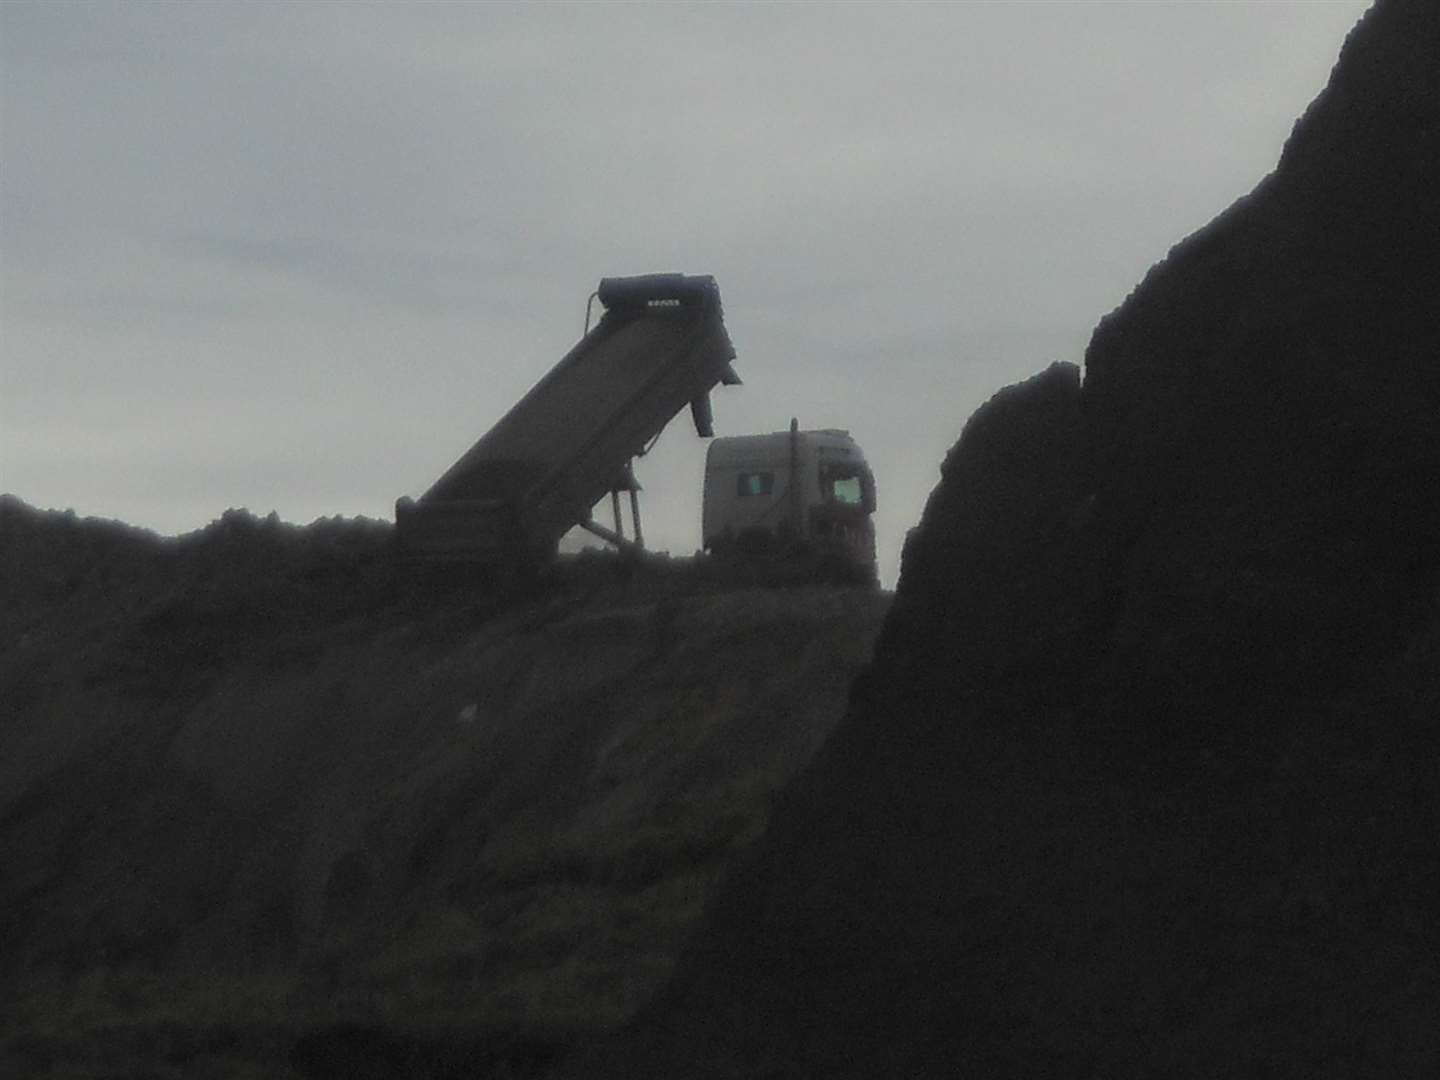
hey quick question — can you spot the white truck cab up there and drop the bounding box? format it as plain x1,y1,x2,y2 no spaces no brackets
702,421,876,579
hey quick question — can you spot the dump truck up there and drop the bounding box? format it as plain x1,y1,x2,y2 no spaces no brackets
396,273,739,566
702,420,878,584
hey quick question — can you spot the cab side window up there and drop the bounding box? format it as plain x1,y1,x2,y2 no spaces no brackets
737,471,774,497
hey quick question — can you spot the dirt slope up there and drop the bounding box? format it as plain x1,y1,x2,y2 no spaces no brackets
0,498,888,1078
574,2,1440,1075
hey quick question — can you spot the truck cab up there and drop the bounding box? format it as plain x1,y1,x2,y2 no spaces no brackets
702,423,876,581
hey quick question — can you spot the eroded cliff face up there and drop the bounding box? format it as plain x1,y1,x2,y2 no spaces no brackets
583,1,1440,1075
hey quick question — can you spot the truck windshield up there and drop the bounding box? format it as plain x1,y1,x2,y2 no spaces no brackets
825,472,863,506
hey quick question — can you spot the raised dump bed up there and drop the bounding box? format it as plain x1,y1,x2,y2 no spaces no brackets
396,274,739,564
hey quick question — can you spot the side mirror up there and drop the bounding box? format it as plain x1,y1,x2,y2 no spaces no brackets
861,468,877,514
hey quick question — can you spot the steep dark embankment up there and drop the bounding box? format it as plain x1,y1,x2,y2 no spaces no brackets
579,1,1440,1075
0,499,888,1078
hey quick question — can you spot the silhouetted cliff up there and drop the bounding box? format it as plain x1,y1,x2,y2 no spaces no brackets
576,1,1439,1074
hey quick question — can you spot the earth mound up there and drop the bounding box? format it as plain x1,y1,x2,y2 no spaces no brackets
0,497,889,1078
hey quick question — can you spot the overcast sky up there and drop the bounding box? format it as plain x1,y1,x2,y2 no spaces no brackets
1,1,1370,586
